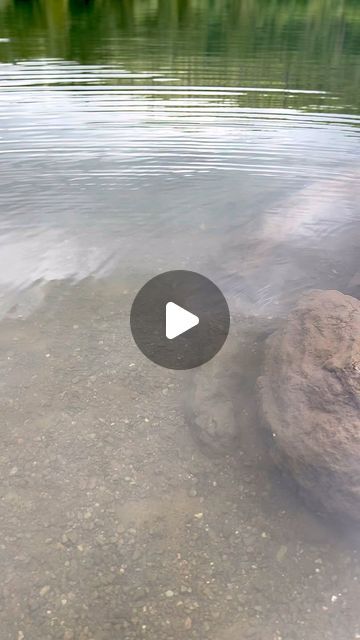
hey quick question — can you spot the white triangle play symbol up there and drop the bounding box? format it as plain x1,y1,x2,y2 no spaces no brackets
166,302,199,340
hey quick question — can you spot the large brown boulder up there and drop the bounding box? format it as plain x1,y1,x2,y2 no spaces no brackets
258,290,360,521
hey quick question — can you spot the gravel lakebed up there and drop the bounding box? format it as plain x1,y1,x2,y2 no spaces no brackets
0,276,359,640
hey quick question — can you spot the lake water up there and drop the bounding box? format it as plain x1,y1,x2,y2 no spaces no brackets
0,2,359,640
0,0,359,316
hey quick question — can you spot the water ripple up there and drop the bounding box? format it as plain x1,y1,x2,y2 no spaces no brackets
0,57,358,314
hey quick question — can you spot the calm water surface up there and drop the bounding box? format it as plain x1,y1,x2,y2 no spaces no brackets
0,0,359,316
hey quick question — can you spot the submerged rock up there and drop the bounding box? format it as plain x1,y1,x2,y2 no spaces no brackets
187,322,271,454
258,289,360,521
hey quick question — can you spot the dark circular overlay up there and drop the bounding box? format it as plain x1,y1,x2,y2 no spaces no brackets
130,270,230,370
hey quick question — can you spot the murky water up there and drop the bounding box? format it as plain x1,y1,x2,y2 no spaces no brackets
0,2,359,640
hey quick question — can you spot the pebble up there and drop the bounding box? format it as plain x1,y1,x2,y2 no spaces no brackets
243,627,258,638
39,585,50,597
276,545,288,562
184,617,192,630
88,477,97,489
133,587,148,601
165,590,175,598
67,531,78,544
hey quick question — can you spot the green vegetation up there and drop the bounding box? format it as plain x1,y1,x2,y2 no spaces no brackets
0,0,359,113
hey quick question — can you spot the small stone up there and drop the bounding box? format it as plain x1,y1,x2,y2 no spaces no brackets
40,585,50,597
67,531,78,544
276,545,288,562
133,587,148,602
88,477,97,490
243,627,258,638
194,513,203,519
184,617,192,630
9,466,18,476
165,590,175,598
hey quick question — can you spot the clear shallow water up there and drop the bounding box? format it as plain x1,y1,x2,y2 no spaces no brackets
0,0,359,317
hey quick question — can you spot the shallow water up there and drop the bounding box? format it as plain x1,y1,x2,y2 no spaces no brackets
0,2,359,640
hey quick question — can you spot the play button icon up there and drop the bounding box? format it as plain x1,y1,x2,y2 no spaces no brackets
130,270,230,369
166,302,199,340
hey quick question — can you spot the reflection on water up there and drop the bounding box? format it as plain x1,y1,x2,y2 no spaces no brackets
0,3,360,640
0,0,359,316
